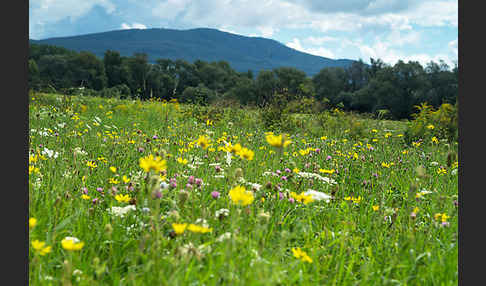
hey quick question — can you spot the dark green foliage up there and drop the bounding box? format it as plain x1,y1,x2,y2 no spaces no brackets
29,42,458,122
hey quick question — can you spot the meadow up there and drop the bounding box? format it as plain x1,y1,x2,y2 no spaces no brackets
29,92,458,285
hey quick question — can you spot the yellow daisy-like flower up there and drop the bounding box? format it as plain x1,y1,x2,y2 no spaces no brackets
319,168,335,175
290,192,315,205
238,147,254,161
229,185,255,206
115,194,131,203
265,134,292,148
122,175,131,183
31,240,52,256
372,205,380,211
381,162,391,168
196,135,211,149
29,218,37,229
139,154,167,173
427,124,435,130
29,165,40,175
177,157,188,165
109,166,117,173
61,237,85,251
291,247,313,263
431,136,439,144
187,224,213,233
81,194,91,200
172,223,188,235
86,161,98,169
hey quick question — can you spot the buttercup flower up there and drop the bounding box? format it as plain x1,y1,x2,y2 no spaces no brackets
61,236,85,251
139,154,167,173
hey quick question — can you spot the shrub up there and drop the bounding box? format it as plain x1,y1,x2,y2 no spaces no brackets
404,102,458,143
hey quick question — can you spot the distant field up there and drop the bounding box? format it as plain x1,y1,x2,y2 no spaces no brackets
29,92,458,285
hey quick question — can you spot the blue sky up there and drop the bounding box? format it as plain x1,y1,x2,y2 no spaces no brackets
29,0,458,67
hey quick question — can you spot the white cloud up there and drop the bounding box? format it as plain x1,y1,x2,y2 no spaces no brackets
304,36,339,45
286,38,335,59
29,0,116,38
120,22,147,29
448,39,458,56
405,0,458,27
357,40,455,67
257,26,276,38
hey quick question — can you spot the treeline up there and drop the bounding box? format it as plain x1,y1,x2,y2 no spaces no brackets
28,43,458,119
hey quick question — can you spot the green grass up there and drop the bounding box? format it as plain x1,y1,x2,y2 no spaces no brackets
29,92,458,285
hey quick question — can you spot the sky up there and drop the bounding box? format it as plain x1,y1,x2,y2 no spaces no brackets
29,0,458,68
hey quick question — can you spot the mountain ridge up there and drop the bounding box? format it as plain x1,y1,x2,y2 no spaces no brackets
30,27,356,76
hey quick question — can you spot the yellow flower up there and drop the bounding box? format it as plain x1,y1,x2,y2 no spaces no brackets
229,185,254,206
31,240,52,256
431,136,439,144
172,223,188,235
187,224,212,233
61,237,85,251
139,155,167,173
115,194,131,203
81,194,91,200
427,124,435,129
319,168,335,175
109,177,120,184
86,161,98,169
226,142,242,154
29,218,37,229
290,192,314,205
384,133,392,138
122,175,130,183
110,166,117,173
196,135,211,149
372,205,380,211
412,141,422,147
265,134,292,148
437,167,447,175
291,247,313,263
29,165,40,175
238,148,254,161
320,136,327,140
381,162,391,168
293,168,300,174
177,157,188,165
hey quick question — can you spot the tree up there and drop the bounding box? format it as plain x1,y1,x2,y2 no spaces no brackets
69,51,107,90
312,67,347,105
255,70,278,106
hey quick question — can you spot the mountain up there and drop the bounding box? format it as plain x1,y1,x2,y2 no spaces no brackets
30,28,355,76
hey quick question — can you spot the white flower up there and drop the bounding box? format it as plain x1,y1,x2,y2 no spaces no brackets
195,218,209,227
160,181,169,189
108,205,136,217
430,161,439,166
73,147,87,156
246,182,262,191
42,147,59,158
64,236,81,243
215,208,230,219
451,169,458,175
216,232,232,242
297,172,337,185
303,189,332,203
226,152,232,166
